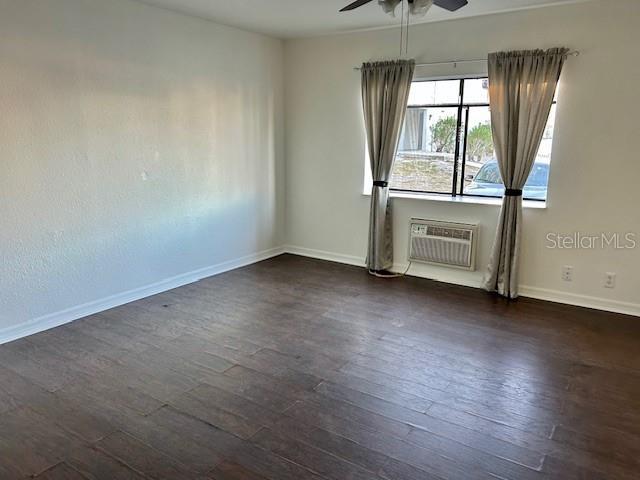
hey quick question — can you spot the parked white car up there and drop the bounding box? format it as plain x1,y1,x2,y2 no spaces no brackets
466,160,549,200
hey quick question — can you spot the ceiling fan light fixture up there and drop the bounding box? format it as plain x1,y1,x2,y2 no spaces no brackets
410,0,434,16
378,0,401,17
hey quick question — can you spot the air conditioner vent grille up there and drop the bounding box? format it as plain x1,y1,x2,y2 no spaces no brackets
409,219,478,271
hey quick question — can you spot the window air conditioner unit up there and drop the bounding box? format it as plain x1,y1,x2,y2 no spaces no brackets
408,219,478,271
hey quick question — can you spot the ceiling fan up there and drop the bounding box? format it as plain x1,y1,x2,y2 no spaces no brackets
340,0,468,16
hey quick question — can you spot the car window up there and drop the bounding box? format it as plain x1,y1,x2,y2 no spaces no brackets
474,163,502,184
525,164,549,187
474,163,549,187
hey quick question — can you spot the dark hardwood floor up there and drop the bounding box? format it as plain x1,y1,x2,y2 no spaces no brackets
1,254,639,479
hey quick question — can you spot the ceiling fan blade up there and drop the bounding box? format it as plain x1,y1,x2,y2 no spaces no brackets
340,0,376,12
433,0,468,11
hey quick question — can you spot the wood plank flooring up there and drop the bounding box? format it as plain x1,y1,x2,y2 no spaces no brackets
1,254,639,479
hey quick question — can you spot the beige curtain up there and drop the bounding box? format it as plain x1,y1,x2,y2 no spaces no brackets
362,60,415,273
484,48,569,298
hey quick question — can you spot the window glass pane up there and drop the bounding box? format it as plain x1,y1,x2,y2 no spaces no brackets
462,106,495,195
408,80,460,106
463,105,556,200
462,78,490,104
391,107,458,193
536,104,556,165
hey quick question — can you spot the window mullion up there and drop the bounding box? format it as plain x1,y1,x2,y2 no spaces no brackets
451,79,465,196
459,106,470,195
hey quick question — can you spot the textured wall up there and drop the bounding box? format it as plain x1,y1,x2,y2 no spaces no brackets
0,0,284,331
284,0,640,312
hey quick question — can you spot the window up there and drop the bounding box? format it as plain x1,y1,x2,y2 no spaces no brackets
390,77,556,201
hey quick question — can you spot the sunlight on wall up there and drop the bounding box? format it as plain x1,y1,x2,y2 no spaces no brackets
0,0,284,329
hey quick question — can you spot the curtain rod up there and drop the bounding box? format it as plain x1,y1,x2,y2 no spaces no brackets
353,50,580,70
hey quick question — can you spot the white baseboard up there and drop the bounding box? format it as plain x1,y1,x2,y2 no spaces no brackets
392,262,483,289
283,245,640,318
0,246,286,345
284,245,366,268
518,285,640,317
284,245,482,288
4,244,636,346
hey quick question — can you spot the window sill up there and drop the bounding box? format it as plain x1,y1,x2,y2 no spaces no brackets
362,190,547,209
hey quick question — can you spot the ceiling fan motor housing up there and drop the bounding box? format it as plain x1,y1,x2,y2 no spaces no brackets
340,0,467,14
378,0,434,17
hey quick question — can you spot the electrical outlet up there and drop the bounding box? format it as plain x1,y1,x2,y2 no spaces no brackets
562,266,573,282
604,272,616,289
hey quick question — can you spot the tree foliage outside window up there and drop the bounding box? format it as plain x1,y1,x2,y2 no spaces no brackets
429,118,494,158
466,123,494,158
430,116,457,153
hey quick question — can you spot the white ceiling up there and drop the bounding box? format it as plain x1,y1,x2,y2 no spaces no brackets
135,0,588,38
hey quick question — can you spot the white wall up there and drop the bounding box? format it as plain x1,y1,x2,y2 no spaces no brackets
284,0,640,315
0,0,284,339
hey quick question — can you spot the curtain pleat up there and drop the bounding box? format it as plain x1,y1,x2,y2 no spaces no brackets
483,48,569,298
361,60,415,272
